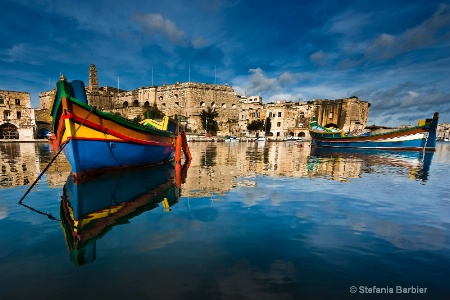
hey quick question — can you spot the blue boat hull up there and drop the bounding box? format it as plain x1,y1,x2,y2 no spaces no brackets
309,112,439,151
63,139,174,178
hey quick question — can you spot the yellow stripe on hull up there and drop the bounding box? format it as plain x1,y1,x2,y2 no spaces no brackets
62,118,125,142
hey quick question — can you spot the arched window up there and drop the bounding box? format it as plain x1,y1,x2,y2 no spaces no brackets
133,100,139,107
123,101,129,108
0,123,19,139
144,101,150,107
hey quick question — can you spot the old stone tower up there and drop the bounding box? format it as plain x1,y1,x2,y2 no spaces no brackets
88,64,99,91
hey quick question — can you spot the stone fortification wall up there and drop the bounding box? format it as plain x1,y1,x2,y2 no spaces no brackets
110,82,240,134
39,90,54,110
312,97,370,133
0,90,35,139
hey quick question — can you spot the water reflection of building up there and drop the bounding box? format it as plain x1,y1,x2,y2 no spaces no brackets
0,142,71,188
0,143,39,187
182,142,314,197
181,142,433,196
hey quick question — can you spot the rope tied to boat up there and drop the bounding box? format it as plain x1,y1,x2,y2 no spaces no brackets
18,106,96,205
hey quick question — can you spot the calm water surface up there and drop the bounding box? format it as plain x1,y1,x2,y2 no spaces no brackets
0,141,450,299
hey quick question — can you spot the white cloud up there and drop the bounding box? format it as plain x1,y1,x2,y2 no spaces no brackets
134,13,187,45
310,50,328,66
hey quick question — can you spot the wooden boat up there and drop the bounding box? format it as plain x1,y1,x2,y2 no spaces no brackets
309,112,439,151
59,161,188,266
49,75,189,180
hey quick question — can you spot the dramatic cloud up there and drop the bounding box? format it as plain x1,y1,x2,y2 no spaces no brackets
365,3,450,61
0,0,449,125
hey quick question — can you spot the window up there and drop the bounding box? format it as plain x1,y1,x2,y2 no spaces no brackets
329,112,333,119
0,96,3,104
269,112,273,118
300,112,304,119
15,99,20,105
4,110,11,120
133,100,139,107
278,112,282,117
17,112,21,119
144,101,150,107
277,122,281,127
123,101,129,108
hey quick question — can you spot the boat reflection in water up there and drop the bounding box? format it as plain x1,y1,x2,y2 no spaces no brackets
60,161,190,266
308,147,433,182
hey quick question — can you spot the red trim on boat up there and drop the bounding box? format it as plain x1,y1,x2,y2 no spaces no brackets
62,114,173,146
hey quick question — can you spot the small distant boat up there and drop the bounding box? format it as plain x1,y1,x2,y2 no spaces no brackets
225,136,240,142
284,136,303,142
254,137,266,143
49,75,189,180
309,112,439,151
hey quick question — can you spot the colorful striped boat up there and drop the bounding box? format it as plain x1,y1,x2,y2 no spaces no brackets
309,112,439,151
60,162,182,266
49,75,183,180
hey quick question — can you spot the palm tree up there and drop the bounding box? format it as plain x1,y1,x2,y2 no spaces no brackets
200,107,219,135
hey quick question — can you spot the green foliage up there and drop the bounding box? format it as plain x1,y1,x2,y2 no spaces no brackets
200,107,219,135
132,114,143,123
247,119,265,132
144,103,165,119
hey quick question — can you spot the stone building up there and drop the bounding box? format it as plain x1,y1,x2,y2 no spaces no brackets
38,64,370,138
437,123,450,140
311,97,370,134
39,64,242,135
243,97,370,139
0,90,36,140
265,101,306,139
238,96,264,136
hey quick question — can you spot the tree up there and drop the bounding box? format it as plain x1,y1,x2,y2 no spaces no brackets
200,107,219,135
144,102,165,119
247,119,265,132
264,117,272,133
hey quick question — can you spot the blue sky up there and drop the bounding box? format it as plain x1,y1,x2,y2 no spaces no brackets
1,0,449,126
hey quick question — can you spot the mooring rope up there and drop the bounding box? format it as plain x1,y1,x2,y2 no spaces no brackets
18,106,96,204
